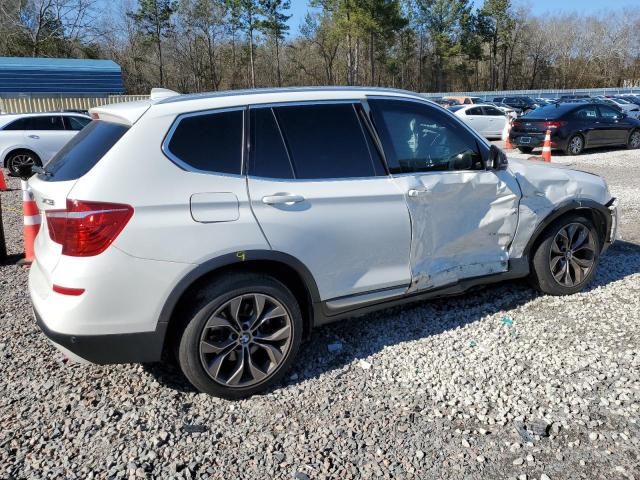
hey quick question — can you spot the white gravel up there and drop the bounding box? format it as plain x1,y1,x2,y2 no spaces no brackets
1,146,639,480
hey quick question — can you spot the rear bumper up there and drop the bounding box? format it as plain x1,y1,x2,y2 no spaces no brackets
34,306,167,364
509,132,567,150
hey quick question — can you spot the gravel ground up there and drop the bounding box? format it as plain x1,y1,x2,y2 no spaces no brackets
1,147,639,480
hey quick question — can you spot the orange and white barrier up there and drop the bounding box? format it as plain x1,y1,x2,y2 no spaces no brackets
542,129,552,162
502,118,513,150
20,180,40,265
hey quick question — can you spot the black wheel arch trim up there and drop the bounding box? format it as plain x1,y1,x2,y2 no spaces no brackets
157,249,322,324
522,198,613,257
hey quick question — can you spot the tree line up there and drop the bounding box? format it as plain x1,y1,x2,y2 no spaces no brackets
1,0,640,95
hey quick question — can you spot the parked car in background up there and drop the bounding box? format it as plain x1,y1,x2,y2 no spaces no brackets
442,96,482,105
559,94,590,101
481,101,518,119
602,97,640,119
432,98,461,108
493,96,540,115
535,98,553,105
450,104,509,138
510,102,640,155
26,87,617,399
0,112,91,176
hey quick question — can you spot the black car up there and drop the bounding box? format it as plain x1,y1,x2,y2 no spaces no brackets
509,102,640,155
493,96,539,115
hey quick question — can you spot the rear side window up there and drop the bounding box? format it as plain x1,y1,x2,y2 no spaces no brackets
3,118,28,130
248,107,293,179
466,107,483,115
42,121,129,182
573,106,598,120
273,103,383,179
29,115,65,130
166,109,243,175
64,116,91,131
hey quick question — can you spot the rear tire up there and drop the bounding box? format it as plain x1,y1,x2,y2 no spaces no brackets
565,134,584,156
627,129,640,149
177,272,303,399
517,147,533,154
6,150,42,177
529,214,600,296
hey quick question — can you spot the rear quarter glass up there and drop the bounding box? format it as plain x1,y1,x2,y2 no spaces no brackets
41,120,129,182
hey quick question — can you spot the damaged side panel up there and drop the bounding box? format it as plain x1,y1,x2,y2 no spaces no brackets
507,158,611,259
394,170,520,292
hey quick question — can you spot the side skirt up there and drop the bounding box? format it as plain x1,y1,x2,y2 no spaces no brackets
313,257,530,327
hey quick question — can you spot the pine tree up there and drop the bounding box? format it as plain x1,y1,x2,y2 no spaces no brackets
259,0,291,87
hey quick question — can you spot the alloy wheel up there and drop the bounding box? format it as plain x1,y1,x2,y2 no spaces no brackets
569,136,583,155
630,131,640,149
199,293,293,388
549,222,596,287
10,153,36,171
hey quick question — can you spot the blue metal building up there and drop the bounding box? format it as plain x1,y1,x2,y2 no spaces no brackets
0,57,124,94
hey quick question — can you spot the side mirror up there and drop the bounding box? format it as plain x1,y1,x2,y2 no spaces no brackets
488,145,508,170
15,164,35,180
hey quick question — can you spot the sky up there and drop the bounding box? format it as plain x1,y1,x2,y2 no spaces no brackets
286,0,640,35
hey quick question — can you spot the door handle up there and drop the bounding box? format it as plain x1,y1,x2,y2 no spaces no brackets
262,194,305,205
28,135,40,139
408,188,429,198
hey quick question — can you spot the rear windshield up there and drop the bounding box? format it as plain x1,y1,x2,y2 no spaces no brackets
521,104,574,119
41,120,129,182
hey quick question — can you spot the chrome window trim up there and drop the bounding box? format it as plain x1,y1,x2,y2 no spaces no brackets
247,100,387,181
161,106,246,178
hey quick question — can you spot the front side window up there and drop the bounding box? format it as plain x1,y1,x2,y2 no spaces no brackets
166,109,243,175
369,99,485,173
272,103,383,179
483,106,503,116
598,106,621,119
28,115,65,130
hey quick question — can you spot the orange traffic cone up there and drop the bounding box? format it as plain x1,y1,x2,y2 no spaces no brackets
542,128,552,162
502,118,513,150
18,180,40,265
0,170,7,191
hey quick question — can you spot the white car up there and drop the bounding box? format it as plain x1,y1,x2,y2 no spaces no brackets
26,87,617,399
450,104,509,138
0,112,92,176
603,98,640,119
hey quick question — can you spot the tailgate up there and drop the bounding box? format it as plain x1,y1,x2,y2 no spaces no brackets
28,175,77,281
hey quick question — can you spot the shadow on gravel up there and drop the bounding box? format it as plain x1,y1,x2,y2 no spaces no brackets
0,253,25,266
145,240,640,397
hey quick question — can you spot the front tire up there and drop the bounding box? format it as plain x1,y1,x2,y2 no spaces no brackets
566,134,584,156
177,273,303,399
530,215,600,295
6,150,42,177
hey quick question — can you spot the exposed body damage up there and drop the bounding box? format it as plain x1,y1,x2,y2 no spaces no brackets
392,170,520,292
507,158,611,259
392,157,612,293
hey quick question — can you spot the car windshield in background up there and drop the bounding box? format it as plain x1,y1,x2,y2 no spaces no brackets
448,105,465,112
42,120,129,182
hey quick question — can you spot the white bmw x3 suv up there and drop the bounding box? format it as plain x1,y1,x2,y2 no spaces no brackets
26,87,618,399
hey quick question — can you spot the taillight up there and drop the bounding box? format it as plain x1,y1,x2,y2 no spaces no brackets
46,199,133,256
543,121,567,129
512,120,522,128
